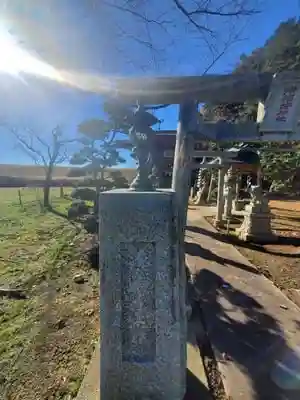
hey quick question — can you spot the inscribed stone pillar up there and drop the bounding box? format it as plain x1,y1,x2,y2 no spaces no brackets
99,189,186,400
223,167,236,220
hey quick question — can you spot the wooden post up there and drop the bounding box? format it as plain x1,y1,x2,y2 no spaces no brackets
17,189,22,207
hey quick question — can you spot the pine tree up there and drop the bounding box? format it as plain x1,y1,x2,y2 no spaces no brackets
70,118,126,191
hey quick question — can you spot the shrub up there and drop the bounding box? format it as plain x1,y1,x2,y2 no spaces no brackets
71,187,97,202
68,200,89,219
83,215,98,234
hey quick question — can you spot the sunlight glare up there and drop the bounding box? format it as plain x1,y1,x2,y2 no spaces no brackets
0,26,63,82
0,25,116,95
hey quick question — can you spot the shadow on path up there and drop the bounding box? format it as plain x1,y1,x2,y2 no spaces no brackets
185,240,259,275
193,268,300,399
187,225,300,258
184,369,212,400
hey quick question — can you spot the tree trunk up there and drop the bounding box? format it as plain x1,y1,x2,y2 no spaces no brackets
43,184,50,208
100,169,104,182
18,189,23,206
43,168,53,208
97,169,105,194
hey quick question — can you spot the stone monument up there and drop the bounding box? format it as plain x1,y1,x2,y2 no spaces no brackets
236,185,275,242
98,106,186,399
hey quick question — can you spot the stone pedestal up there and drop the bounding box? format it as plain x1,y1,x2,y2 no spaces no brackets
237,196,274,242
99,189,186,400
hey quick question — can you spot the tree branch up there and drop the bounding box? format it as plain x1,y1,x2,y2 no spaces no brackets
172,0,213,33
8,125,70,172
189,2,259,17
202,30,245,75
103,0,172,27
35,134,52,160
12,130,48,167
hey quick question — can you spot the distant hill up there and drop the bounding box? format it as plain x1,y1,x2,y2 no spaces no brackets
0,164,72,178
0,164,137,187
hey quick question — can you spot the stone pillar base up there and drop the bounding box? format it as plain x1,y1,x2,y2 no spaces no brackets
99,189,186,399
238,231,277,243
214,218,224,228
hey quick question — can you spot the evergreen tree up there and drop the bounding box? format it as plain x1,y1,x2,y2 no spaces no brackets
203,18,300,190
70,117,126,191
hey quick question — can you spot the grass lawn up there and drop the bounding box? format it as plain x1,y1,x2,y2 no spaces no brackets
0,188,99,400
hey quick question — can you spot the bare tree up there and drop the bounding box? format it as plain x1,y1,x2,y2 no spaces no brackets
5,0,263,74
100,0,261,73
11,126,71,208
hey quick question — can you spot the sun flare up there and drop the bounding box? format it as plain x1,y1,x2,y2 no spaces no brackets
0,26,63,82
0,25,113,94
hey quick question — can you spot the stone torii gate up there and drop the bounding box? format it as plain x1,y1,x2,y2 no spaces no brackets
98,71,300,399
109,71,300,230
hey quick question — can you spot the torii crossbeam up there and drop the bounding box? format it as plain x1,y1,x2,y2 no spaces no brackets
108,72,272,104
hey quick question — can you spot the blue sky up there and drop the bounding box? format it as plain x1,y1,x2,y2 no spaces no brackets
0,0,299,167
